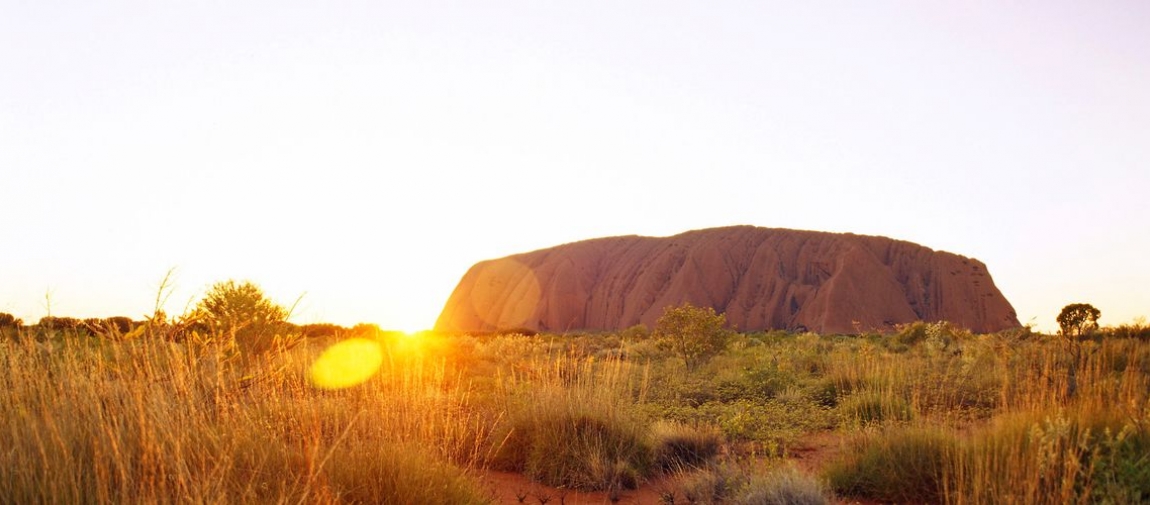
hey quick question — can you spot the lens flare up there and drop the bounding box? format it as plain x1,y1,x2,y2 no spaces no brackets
470,258,541,329
308,338,384,390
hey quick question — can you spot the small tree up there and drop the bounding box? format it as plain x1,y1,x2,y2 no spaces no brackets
655,303,732,371
1057,303,1101,338
193,280,292,354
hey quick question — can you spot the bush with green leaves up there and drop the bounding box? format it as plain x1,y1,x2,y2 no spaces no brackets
655,303,733,371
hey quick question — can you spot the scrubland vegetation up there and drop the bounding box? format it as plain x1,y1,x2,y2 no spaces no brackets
2,295,1149,504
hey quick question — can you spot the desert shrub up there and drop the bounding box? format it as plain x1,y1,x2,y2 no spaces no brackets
715,366,795,403
806,377,841,408
894,321,930,346
651,421,723,471
38,316,81,332
695,400,835,455
81,317,134,337
104,316,133,334
655,303,733,371
0,312,21,329
1106,320,1150,341
619,323,650,342
677,463,745,505
0,313,22,340
624,338,667,362
825,428,954,503
300,323,344,339
738,465,832,505
192,280,298,355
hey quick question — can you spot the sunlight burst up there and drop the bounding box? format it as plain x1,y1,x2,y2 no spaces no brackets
308,338,384,390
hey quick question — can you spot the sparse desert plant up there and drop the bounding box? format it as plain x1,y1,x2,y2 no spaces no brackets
738,465,832,505
675,462,749,505
652,421,724,471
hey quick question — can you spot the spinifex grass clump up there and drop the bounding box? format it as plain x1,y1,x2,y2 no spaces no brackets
825,334,1150,504
945,411,1150,505
490,351,658,491
651,421,724,471
674,462,835,505
740,465,833,505
824,427,954,503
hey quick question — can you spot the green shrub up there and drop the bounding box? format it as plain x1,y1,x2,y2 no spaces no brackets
894,321,930,346
655,303,733,371
716,367,794,403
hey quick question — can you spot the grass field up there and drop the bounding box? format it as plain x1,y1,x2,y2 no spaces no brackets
2,320,1147,504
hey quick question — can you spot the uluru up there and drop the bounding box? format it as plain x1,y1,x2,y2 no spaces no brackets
435,226,1020,334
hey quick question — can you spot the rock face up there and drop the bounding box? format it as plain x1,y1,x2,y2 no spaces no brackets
435,226,1020,334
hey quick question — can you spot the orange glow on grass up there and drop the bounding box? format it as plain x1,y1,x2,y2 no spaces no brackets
308,338,384,390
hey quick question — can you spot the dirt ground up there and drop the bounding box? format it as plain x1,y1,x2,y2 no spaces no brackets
478,430,887,505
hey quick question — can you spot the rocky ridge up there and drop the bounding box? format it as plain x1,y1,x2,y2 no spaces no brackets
435,226,1019,334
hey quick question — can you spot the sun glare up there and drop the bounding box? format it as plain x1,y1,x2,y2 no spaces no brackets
308,338,384,390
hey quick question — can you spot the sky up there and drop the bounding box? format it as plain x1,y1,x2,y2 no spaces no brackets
2,1,1147,333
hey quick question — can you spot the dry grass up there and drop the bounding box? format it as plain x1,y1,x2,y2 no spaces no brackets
0,333,492,504
2,323,1148,503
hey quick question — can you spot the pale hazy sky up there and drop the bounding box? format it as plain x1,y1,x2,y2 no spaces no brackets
2,1,1147,332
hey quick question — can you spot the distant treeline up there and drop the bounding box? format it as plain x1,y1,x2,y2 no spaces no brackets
0,312,373,340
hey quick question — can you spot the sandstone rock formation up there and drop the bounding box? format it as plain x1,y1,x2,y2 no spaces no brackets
435,226,1020,334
